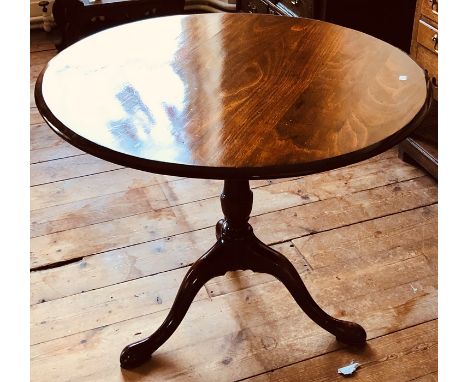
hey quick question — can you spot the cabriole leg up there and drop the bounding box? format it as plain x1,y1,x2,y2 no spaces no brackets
120,179,366,369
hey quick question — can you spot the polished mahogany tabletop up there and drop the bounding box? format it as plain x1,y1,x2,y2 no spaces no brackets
35,13,430,179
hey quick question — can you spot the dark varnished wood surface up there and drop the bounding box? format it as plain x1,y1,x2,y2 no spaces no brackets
120,179,366,369
35,13,430,179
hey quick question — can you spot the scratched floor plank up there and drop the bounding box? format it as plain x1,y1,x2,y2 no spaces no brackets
30,177,436,270
30,156,422,237
30,272,437,381
244,320,437,382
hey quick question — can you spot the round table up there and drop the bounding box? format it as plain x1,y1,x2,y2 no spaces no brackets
35,13,431,370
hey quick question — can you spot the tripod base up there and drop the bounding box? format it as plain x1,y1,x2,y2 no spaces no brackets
120,180,366,369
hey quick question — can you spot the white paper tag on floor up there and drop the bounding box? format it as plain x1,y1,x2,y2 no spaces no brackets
338,360,360,376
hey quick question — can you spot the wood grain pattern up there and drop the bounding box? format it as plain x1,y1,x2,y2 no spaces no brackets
30,154,122,186
31,178,299,237
416,45,438,84
30,158,425,303
31,143,84,164
250,176,436,243
30,50,56,82
293,204,437,271
35,13,429,179
417,20,438,55
30,122,67,151
30,156,422,237
30,175,435,269
421,0,438,24
244,320,437,382
410,0,424,57
30,168,178,211
411,372,438,381
31,266,210,345
31,107,47,124
29,149,394,211
400,0,438,179
30,119,84,162
208,204,437,298
30,272,437,381
30,184,169,237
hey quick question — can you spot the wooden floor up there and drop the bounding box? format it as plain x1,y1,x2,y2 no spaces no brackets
30,29,438,382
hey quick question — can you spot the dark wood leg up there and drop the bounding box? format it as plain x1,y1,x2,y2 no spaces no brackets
120,179,366,369
120,242,227,369
247,238,366,345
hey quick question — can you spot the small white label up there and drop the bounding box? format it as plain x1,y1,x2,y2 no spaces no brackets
399,75,408,81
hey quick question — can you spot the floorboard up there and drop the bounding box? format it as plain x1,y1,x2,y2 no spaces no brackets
243,320,437,382
30,29,438,381
30,156,423,237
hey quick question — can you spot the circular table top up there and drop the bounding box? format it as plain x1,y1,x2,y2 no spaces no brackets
35,13,430,179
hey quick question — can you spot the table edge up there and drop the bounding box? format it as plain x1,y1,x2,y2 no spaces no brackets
34,22,433,180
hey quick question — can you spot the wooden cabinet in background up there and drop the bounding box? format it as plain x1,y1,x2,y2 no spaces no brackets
399,0,438,179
